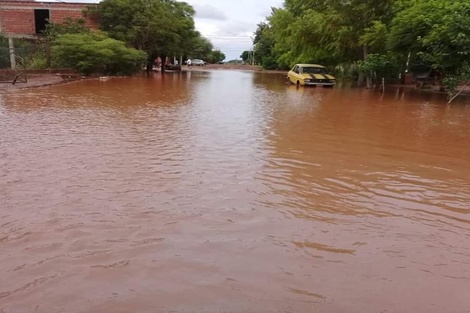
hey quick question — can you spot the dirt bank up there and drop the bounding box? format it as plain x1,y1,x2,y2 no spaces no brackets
0,72,83,90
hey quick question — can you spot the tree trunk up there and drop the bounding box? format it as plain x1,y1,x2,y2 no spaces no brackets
146,61,153,73
366,75,372,89
357,72,365,87
160,54,167,74
358,45,370,88
145,54,153,73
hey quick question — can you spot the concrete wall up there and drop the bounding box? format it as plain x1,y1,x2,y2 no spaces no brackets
0,0,98,37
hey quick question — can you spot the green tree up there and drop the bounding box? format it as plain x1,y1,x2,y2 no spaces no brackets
267,8,296,68
207,49,225,63
189,35,213,59
255,0,470,93
253,22,281,70
388,0,470,98
358,53,401,84
259,0,396,82
88,0,197,72
240,50,250,62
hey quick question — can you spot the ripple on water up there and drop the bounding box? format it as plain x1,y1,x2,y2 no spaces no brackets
1,73,470,313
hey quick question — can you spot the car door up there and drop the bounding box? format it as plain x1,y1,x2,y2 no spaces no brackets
289,65,299,84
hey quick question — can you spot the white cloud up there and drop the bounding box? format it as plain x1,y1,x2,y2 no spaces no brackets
192,4,227,20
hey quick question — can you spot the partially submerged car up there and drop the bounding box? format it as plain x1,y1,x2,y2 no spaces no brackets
287,64,335,87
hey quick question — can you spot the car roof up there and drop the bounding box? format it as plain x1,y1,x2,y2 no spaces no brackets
296,64,326,68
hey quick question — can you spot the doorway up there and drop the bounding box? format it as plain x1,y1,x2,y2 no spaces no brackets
34,9,50,34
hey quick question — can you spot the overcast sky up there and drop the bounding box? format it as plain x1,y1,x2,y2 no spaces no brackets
185,0,283,60
40,0,284,60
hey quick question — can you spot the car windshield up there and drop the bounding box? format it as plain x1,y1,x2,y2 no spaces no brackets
301,67,327,74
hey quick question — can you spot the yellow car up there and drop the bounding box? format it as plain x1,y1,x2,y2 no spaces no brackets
287,64,335,87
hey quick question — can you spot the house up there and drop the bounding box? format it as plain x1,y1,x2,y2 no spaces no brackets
0,0,98,39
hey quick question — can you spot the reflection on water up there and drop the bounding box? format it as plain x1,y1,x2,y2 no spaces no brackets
1,71,470,313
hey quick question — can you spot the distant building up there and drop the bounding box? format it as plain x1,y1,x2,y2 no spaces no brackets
0,0,98,38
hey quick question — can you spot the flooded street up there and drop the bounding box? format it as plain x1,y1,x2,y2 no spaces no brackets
1,70,470,313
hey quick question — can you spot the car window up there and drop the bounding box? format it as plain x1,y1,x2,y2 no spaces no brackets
303,67,327,74
293,65,299,73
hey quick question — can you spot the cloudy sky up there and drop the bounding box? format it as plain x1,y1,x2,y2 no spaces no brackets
40,0,284,60
185,0,283,60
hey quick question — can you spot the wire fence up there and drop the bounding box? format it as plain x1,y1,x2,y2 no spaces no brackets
0,38,47,83
0,47,27,83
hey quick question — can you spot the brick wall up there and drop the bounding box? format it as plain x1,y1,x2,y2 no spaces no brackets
0,0,98,37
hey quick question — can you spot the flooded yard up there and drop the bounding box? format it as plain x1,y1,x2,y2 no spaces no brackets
1,71,469,313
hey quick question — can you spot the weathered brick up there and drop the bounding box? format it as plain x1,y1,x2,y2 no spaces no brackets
0,0,98,36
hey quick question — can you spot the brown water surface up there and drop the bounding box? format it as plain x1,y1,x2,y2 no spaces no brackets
1,71,470,313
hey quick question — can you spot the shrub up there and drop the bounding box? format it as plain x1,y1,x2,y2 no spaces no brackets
358,53,402,83
52,32,147,76
24,52,48,69
262,56,279,70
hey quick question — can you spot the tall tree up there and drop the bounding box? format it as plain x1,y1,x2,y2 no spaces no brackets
259,0,396,81
207,49,225,63
389,0,470,99
389,0,470,74
240,51,250,62
189,35,213,59
88,0,197,71
253,22,279,69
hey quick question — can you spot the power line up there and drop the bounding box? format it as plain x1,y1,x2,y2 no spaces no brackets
203,36,253,39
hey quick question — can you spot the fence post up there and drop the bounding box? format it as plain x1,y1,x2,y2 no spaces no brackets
8,37,16,70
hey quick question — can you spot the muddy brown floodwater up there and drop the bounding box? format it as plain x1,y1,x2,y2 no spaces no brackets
1,71,470,313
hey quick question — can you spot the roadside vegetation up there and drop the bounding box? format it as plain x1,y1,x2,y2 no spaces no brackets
85,0,224,72
253,0,470,98
0,0,225,76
